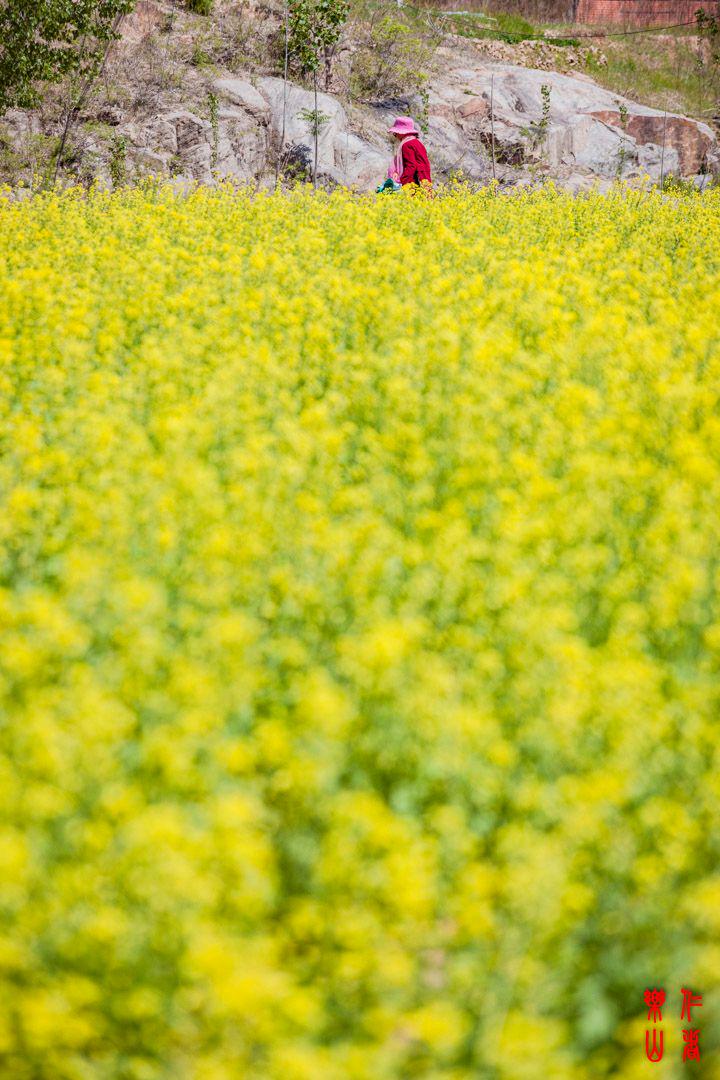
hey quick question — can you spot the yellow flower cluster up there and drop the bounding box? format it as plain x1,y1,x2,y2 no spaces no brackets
1,182,720,1079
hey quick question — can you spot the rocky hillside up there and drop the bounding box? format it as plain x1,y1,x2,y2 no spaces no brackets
1,0,718,191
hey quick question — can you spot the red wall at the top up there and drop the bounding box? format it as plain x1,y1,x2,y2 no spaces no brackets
575,0,719,24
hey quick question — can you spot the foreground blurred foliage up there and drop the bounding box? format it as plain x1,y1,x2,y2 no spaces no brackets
0,183,719,1078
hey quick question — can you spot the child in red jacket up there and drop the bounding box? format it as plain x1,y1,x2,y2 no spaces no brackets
386,116,432,191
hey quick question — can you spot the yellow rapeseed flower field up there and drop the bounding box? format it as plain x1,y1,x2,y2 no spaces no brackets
1,182,719,1079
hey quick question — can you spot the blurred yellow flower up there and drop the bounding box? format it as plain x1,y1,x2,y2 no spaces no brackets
0,182,718,1077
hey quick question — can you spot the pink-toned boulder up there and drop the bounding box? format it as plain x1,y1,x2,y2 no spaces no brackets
589,110,715,174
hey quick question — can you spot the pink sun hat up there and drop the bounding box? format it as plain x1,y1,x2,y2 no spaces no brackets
388,116,420,136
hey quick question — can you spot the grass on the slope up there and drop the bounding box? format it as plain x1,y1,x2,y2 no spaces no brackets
431,2,719,120
583,28,719,120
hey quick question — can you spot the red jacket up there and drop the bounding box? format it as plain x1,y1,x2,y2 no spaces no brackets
400,138,431,186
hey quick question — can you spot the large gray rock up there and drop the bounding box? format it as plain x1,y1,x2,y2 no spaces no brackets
94,55,720,189
7,31,714,192
214,79,272,126
424,49,718,183
248,76,388,188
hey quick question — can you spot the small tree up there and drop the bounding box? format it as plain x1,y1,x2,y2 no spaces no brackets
0,0,136,113
299,106,330,139
347,8,438,110
520,83,552,165
289,0,348,89
288,0,348,187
